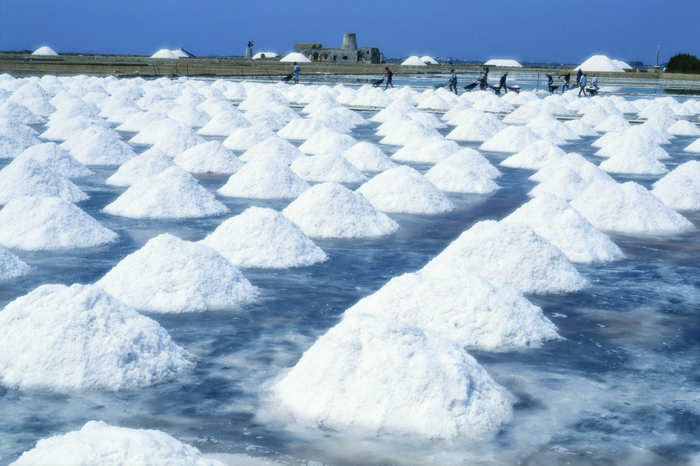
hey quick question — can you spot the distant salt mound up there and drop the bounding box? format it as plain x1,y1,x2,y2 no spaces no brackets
596,132,670,160
652,175,700,211
290,154,367,183
653,160,700,188
167,105,211,127
502,105,540,125
341,142,396,172
282,183,399,238
528,167,589,201
298,129,357,155
201,207,327,269
273,313,513,439
345,272,559,350
357,166,454,214
599,147,668,175
531,153,614,185
350,88,394,108
31,46,58,56
565,119,599,136
446,120,502,142
239,137,304,165
0,117,41,147
667,120,700,136
570,180,693,234
526,112,581,141
151,49,179,59
174,140,243,174
379,120,441,146
63,127,137,165
16,143,93,178
223,125,279,151
130,119,205,157
425,160,500,194
0,158,88,205
277,118,333,140
579,105,610,127
0,244,31,280
115,110,168,132
444,149,501,179
0,196,117,251
105,147,177,186
472,95,515,113
0,134,25,159
218,159,309,199
480,126,542,153
421,220,587,294
503,194,623,263
0,284,193,391
11,421,225,466
104,166,228,219
96,234,257,313
685,138,700,153
500,140,566,170
390,136,460,164
0,101,45,125
594,114,631,133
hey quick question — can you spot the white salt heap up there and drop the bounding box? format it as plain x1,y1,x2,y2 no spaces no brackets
445,149,501,179
500,140,566,170
0,196,117,251
480,126,542,153
595,132,670,160
0,158,88,205
130,119,205,157
173,140,243,174
570,180,694,234
96,233,258,313
15,143,93,178
425,160,500,194
0,101,45,125
0,284,193,391
0,244,31,280
502,105,541,125
278,118,333,140
565,119,599,136
421,220,587,294
528,167,589,201
357,166,455,214
200,207,327,268
530,152,614,184
239,137,305,165
218,159,309,199
273,313,513,439
446,120,501,142
653,160,700,187
379,120,441,146
341,142,396,172
667,120,700,136
686,138,700,153
390,136,460,163
104,166,228,219
503,194,623,263
244,108,287,131
0,134,25,159
62,127,137,165
167,105,211,127
105,147,177,186
298,129,357,155
282,183,399,238
290,154,368,183
11,421,226,466
0,117,41,147
223,126,279,151
115,111,167,132
652,175,700,211
598,147,668,175
594,114,631,133
345,272,560,350
526,112,580,141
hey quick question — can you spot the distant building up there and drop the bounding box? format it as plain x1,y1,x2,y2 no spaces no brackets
293,33,381,64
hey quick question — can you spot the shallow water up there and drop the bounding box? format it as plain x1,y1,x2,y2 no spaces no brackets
1,89,700,466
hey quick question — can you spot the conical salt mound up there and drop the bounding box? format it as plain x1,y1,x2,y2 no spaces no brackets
277,118,333,140
528,167,589,201
480,126,543,153
445,120,501,142
594,114,631,133
282,183,400,238
0,196,117,251
502,194,623,263
652,175,700,212
0,101,45,125
105,147,176,186
378,120,441,146
0,244,31,280
421,220,587,294
424,160,500,194
502,105,540,125
173,140,243,174
96,233,258,313
346,271,561,350
598,147,668,175
652,160,700,188
390,136,460,164
443,149,501,179
103,166,228,219
200,207,327,269
218,159,309,199
130,119,206,157
15,142,93,178
0,158,88,205
570,180,694,234
0,117,41,148
341,142,396,172
239,137,305,165
0,284,193,391
290,154,367,183
11,421,226,466
115,111,168,132
62,127,137,165
167,105,211,127
273,313,513,439
530,152,614,184
595,133,670,160
500,140,566,170
667,120,700,137
298,129,357,155
197,109,252,136
222,125,279,151
0,134,25,159
565,119,599,136
357,165,455,214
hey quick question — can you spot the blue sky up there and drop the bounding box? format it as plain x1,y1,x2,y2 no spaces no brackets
1,0,698,65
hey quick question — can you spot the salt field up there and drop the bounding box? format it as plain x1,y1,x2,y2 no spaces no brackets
2,73,700,466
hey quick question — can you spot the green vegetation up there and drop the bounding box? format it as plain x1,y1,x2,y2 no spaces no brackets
665,53,700,74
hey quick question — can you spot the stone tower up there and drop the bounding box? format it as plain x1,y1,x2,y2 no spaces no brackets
342,33,357,50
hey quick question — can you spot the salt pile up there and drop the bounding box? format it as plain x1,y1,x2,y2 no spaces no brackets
598,147,668,175
686,138,700,153
341,142,396,172
277,118,334,140
565,119,599,136
503,194,623,263
63,127,137,165
480,126,542,153
96,233,257,313
218,159,309,199
350,88,394,108
200,207,327,268
570,180,694,234
105,147,177,186
424,160,500,194
0,101,45,125
595,132,670,160
416,94,452,111
502,105,540,125
11,421,226,466
652,160,700,187
667,120,700,136
345,272,560,350
104,166,228,218
222,126,279,151
115,110,167,132
379,120,441,146
594,114,631,133
239,137,304,165
357,166,454,214
0,134,25,159
174,140,243,174
274,313,512,439
444,149,501,179
472,95,515,113
0,117,41,147
652,175,700,211
390,136,460,163
167,105,211,127
579,106,610,127
0,284,193,391
130,119,206,157
500,140,566,170
421,220,587,294
244,108,287,131
0,196,117,250
298,129,357,155
0,244,31,280
15,143,93,178
528,167,589,200
0,158,88,205
282,183,399,238
526,112,581,141
446,120,501,142
290,154,367,183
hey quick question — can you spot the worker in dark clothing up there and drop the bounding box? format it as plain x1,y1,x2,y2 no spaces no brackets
479,67,489,90
448,69,458,95
546,73,554,93
560,72,571,91
498,72,508,93
384,67,394,90
579,72,588,96
576,69,583,86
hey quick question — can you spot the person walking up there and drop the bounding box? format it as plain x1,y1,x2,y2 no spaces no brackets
448,69,458,95
561,72,571,91
384,67,394,90
546,73,555,93
591,74,598,89
293,62,300,84
498,71,508,94
576,68,583,87
579,72,588,96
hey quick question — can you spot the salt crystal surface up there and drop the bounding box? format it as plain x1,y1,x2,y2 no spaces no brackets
0,244,31,280
444,149,501,179
174,140,243,174
167,105,211,127
0,117,40,147
357,166,454,214
595,132,670,160
502,105,541,125
500,140,566,169
341,142,397,172
115,111,168,132
594,114,631,133
503,194,623,263
652,175,700,211
345,272,560,350
421,220,587,294
218,159,309,199
282,183,399,238
530,152,614,184
104,166,227,218
598,147,668,175
527,166,589,201
105,147,176,186
11,421,225,466
390,136,460,163
298,129,357,155
667,120,700,136
290,154,368,183
63,127,137,165
685,138,700,153
277,118,333,140
200,206,327,268
274,313,512,439
0,284,193,391
570,180,693,234
0,134,25,159
15,143,93,178
379,120,441,146
0,158,88,204
0,196,117,250
130,119,206,158
424,160,500,194
0,101,45,125
564,119,599,136
480,126,542,153
223,126,279,151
